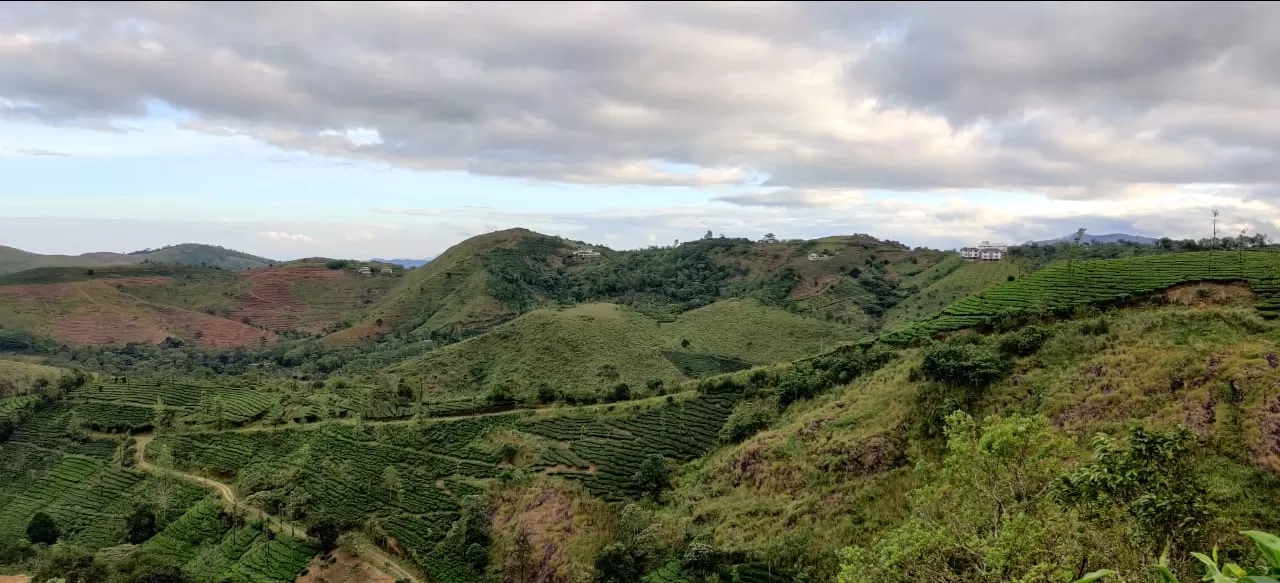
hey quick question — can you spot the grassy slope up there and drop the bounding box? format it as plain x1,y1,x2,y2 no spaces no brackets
662,304,1280,578
883,259,1025,330
391,300,862,398
0,358,67,391
0,245,101,275
324,228,548,346
884,249,1280,343
134,243,276,270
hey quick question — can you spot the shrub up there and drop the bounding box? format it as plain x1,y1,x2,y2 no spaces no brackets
920,340,1009,389
26,512,59,545
535,383,559,404
1079,317,1110,336
997,325,1052,357
605,383,632,403
633,455,671,500
719,400,777,444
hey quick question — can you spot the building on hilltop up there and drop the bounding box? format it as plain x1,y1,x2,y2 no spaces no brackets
807,252,832,261
357,266,373,276
960,241,1007,261
380,267,394,275
571,249,602,259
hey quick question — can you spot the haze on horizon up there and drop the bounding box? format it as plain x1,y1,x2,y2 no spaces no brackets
4,1,1280,260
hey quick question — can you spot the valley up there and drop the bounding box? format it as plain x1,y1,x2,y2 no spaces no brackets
4,231,1280,583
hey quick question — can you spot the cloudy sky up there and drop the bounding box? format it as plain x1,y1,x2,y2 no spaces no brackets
5,2,1280,260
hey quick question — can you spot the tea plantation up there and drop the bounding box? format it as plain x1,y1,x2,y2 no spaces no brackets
883,250,1280,344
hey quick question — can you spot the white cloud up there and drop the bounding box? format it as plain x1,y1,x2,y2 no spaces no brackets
262,231,312,242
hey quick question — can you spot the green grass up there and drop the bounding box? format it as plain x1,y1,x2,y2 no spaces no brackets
0,358,66,391
884,250,1280,344
143,500,317,583
884,259,1025,330
390,300,861,398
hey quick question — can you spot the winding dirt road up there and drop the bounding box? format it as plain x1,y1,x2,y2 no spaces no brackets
128,434,423,583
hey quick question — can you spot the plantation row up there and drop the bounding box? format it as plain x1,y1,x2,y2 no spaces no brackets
0,445,205,550
143,500,317,583
0,394,39,416
523,393,741,499
662,350,752,378
7,405,120,459
884,251,1280,344
70,377,276,428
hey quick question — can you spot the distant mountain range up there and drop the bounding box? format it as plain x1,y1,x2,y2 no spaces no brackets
1033,233,1158,246
0,243,277,275
372,257,435,269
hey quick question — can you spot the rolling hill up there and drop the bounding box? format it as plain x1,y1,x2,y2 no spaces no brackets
0,262,398,347
0,243,277,275
390,300,863,399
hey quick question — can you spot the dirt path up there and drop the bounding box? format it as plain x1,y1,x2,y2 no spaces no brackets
130,434,424,583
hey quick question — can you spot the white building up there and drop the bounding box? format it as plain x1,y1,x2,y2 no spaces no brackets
380,267,394,275
960,241,1008,261
357,266,373,276
571,249,602,259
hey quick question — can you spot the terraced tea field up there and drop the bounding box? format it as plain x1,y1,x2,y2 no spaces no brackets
143,500,316,583
150,390,742,579
884,251,1280,344
69,378,277,430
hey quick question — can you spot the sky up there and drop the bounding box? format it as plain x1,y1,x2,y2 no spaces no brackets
5,2,1280,260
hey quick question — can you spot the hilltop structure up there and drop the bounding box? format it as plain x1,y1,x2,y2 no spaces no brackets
959,241,1007,261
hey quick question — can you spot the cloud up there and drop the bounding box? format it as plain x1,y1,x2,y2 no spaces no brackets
5,1,1280,209
714,189,865,209
262,231,312,242
0,147,68,156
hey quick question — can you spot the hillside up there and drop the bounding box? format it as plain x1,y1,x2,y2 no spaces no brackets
0,262,397,347
0,245,100,275
390,300,863,399
326,229,947,346
883,258,1026,329
884,249,1280,344
0,243,276,276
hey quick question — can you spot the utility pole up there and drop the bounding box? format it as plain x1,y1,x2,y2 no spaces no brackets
1211,209,1220,276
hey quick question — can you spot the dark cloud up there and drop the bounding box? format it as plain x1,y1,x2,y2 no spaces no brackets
6,2,1280,196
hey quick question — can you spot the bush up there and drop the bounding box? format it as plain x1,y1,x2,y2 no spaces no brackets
605,383,632,403
535,383,559,404
126,506,157,544
997,325,1052,357
26,511,59,545
633,454,671,500
719,400,777,444
325,260,349,270
920,340,1009,389
1079,317,1110,336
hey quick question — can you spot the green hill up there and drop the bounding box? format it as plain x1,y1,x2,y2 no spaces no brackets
128,243,276,270
883,258,1026,329
884,250,1280,344
390,300,862,399
0,245,102,275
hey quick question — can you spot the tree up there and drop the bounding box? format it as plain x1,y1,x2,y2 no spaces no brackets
31,543,105,583
1211,209,1220,275
107,549,191,583
307,522,342,552
633,454,670,500
381,466,402,501
762,233,778,244
126,506,158,544
26,512,59,544
703,229,714,240
513,527,536,583
1069,227,1087,282
535,383,558,404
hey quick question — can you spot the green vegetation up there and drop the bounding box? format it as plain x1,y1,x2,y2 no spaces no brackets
884,250,1280,344
392,301,862,399
884,259,1024,329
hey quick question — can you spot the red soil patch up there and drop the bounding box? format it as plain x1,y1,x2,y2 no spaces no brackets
151,305,277,348
229,268,362,333
0,576,30,583
1165,282,1255,307
52,312,170,346
789,275,842,300
322,322,381,347
294,550,395,583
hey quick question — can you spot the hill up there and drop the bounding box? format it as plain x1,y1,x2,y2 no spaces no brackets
0,262,398,347
0,245,101,275
127,243,276,270
883,258,1026,329
1033,232,1158,245
883,249,1280,344
390,300,863,399
0,243,276,275
326,229,948,345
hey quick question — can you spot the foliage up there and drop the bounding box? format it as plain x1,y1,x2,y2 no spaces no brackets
633,454,672,500
126,506,158,544
719,399,778,444
919,338,1009,389
838,413,1095,583
1056,426,1210,557
30,542,107,583
594,505,658,583
26,511,59,544
997,325,1052,357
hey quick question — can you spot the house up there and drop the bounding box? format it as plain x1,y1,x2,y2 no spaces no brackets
357,266,373,276
806,252,831,261
380,267,394,275
961,241,1007,261
571,249,602,259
